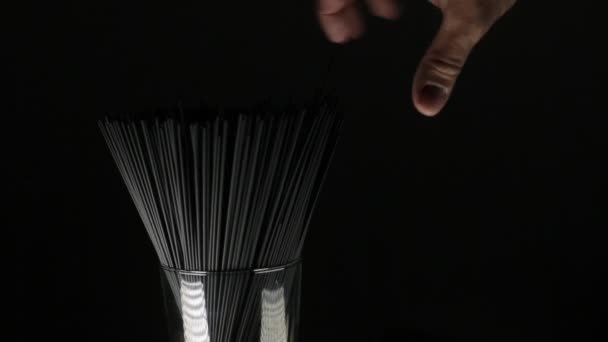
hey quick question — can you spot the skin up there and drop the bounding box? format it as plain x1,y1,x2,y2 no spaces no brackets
317,0,517,116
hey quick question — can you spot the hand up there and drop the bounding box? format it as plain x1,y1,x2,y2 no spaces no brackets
317,0,516,116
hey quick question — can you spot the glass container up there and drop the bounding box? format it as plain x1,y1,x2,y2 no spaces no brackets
160,261,302,342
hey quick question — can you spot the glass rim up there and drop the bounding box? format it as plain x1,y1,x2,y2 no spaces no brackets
160,258,302,276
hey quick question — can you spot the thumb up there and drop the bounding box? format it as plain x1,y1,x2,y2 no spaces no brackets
413,4,496,116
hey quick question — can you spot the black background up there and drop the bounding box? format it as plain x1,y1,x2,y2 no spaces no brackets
10,1,607,341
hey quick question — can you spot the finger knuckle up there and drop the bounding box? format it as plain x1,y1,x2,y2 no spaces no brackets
426,54,464,80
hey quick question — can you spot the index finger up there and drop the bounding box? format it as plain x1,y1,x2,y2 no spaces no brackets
318,0,357,15
318,0,364,43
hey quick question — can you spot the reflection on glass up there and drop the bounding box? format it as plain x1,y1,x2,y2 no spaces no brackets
261,286,287,342
180,278,210,342
161,262,302,342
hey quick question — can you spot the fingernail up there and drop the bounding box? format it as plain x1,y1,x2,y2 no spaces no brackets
420,84,448,104
418,84,449,115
